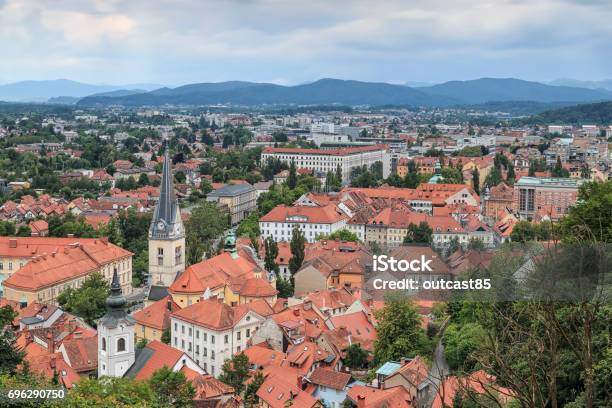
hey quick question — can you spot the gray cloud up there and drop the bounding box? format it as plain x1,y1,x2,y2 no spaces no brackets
0,0,611,84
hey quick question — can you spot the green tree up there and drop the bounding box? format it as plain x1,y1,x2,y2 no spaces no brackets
161,326,171,344
403,222,433,244
443,322,486,371
57,272,109,327
0,306,24,375
472,168,480,195
317,229,360,242
484,166,502,188
344,343,369,369
506,164,516,184
551,156,569,178
63,376,155,407
287,160,298,189
184,201,229,263
373,294,432,365
562,180,612,242
149,366,195,407
244,372,265,407
264,237,279,273
467,238,485,250
218,353,250,395
288,227,306,280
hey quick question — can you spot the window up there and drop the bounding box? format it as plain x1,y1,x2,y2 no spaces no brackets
224,335,228,344
196,345,199,354
181,325,185,334
174,337,178,346
188,327,192,336
204,347,207,357
196,330,199,339
101,337,106,351
174,322,178,331
211,350,215,360
237,331,241,341
211,335,215,344
117,338,126,352
181,339,185,349
246,329,250,338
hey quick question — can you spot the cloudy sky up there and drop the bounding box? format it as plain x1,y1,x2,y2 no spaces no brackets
1,0,611,86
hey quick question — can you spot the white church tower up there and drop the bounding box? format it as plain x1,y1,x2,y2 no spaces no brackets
98,268,136,377
148,149,185,287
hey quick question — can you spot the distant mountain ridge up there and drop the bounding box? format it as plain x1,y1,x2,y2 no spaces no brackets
525,101,612,125
0,79,164,102
548,78,612,91
2,77,611,107
77,78,612,108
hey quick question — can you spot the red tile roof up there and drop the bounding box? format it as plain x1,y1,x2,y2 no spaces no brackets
308,367,351,390
263,144,387,156
3,240,132,291
132,340,185,381
133,296,180,331
260,204,347,224
257,374,320,408
347,385,412,408
172,299,265,331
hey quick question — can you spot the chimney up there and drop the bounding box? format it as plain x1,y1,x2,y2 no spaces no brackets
46,332,55,353
9,238,17,248
356,395,366,408
303,300,312,311
100,237,109,244
50,355,57,369
293,309,300,316
67,233,74,238
400,357,406,366
297,376,303,390
167,298,173,311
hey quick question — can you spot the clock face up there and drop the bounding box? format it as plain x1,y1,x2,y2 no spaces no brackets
157,221,165,230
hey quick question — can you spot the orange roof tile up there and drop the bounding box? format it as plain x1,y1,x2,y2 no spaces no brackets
3,240,132,291
133,296,180,330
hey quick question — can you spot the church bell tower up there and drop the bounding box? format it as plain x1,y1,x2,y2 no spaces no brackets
98,268,136,377
148,150,185,287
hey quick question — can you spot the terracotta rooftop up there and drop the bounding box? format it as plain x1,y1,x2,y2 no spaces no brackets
3,239,132,291
309,367,351,390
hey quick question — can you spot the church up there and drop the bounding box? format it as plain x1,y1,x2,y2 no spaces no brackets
148,150,185,288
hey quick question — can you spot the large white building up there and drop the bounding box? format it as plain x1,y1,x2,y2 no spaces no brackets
170,299,267,377
259,204,348,243
260,145,390,183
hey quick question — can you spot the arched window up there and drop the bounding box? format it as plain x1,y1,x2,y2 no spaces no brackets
102,337,106,351
117,337,126,352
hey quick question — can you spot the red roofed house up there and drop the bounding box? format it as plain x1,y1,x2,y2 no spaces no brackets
170,299,268,377
257,374,324,408
260,204,348,243
293,240,371,296
124,340,204,381
133,296,180,343
2,237,133,305
28,220,49,236
347,384,413,408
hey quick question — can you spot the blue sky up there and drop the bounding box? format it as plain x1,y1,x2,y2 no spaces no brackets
1,0,611,86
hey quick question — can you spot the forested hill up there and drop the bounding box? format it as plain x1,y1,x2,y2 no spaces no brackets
526,101,612,125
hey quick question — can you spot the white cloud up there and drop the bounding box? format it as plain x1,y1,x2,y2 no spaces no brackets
0,0,610,84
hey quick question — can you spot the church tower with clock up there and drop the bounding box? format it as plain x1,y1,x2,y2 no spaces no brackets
148,149,185,287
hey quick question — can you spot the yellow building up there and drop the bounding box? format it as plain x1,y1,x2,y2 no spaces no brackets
133,296,180,343
2,238,132,305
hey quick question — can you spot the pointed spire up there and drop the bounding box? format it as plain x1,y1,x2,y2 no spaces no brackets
150,148,182,239
157,149,177,223
105,268,127,311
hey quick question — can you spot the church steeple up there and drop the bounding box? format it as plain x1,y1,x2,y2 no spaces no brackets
98,268,135,378
148,149,186,287
150,149,183,240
